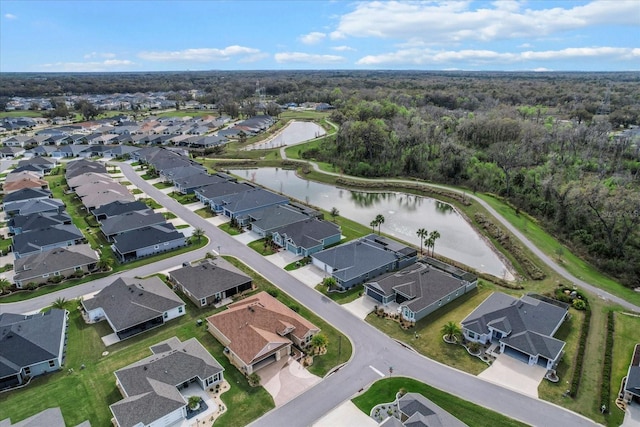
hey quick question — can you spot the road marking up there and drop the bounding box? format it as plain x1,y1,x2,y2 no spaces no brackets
369,365,385,377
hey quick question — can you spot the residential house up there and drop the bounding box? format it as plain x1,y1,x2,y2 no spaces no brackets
1,136,35,148
624,343,640,404
4,198,65,218
169,258,252,308
13,244,99,288
51,145,88,158
66,172,113,190
162,165,207,185
12,223,84,259
364,260,477,322
65,159,107,179
24,145,58,157
10,164,49,176
0,147,25,158
92,200,149,221
80,188,135,211
82,276,185,341
99,210,166,241
377,392,467,427
194,181,255,209
0,309,68,391
8,211,72,235
111,223,186,263
248,204,312,238
461,292,569,370
207,291,320,375
2,188,51,208
272,218,341,257
75,181,123,199
312,234,417,289
3,175,49,194
174,173,228,194
110,337,224,427
17,156,57,172
215,188,289,222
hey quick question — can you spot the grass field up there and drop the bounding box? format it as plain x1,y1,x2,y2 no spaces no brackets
247,239,277,256
0,110,43,118
314,283,363,305
218,223,243,236
352,377,528,427
195,207,215,218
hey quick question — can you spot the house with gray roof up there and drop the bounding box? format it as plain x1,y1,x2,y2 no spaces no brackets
174,173,228,194
92,200,149,221
80,187,135,211
248,204,313,238
82,276,185,341
376,392,467,427
65,159,107,179
160,164,205,185
51,145,88,158
194,181,255,208
169,258,252,308
272,218,341,257
75,181,123,199
9,211,72,235
111,223,186,263
624,344,640,403
4,198,64,217
365,261,477,322
218,188,289,222
0,309,68,391
99,209,166,241
12,223,84,259
66,172,113,190
312,234,417,289
2,188,51,207
0,147,25,159
461,292,569,370
110,337,224,427
13,244,99,288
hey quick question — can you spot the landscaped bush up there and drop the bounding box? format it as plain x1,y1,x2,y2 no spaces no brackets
570,307,591,397
600,311,614,413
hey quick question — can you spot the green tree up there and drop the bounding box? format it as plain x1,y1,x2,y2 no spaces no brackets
187,396,201,409
416,228,428,256
192,227,205,243
428,230,441,256
0,278,11,294
52,297,67,310
238,130,247,145
441,321,461,342
311,333,328,354
330,207,340,222
323,277,337,290
97,257,113,272
370,219,377,233
375,214,385,235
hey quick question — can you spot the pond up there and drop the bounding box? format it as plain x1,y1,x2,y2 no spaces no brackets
227,167,513,279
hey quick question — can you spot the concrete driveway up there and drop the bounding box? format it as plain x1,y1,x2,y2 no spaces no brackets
342,296,378,320
233,230,260,245
260,356,321,407
265,250,300,268
478,353,546,398
289,265,326,288
623,401,640,427
313,401,377,427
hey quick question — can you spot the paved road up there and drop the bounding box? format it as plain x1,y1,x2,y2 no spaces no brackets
280,150,640,314
0,162,601,426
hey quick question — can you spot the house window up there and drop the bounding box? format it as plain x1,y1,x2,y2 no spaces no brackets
49,360,56,368
163,312,168,319
154,245,160,250
178,307,183,313
24,367,31,375
201,298,207,306
54,271,60,276
164,242,169,246
75,266,82,271
43,273,49,278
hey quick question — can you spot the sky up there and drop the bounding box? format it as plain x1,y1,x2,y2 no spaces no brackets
0,0,638,72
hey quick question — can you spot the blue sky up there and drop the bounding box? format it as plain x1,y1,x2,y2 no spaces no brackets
1,1,638,72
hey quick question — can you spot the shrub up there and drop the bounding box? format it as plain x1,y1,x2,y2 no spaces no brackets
267,289,279,298
570,307,591,397
600,311,614,412
572,299,587,310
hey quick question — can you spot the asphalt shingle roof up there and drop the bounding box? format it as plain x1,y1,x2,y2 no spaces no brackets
169,258,251,300
100,210,166,236
12,224,83,256
13,244,98,283
112,223,185,253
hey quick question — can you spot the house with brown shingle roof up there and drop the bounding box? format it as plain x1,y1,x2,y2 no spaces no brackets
206,291,320,374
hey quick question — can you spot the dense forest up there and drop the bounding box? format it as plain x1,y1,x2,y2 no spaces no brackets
2,70,639,286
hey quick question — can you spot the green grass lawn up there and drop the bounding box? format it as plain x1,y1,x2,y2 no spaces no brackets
119,181,132,186
140,173,158,180
139,197,162,210
0,296,275,426
247,239,277,256
153,181,174,189
609,312,640,427
314,283,363,304
219,223,243,236
162,212,177,220
195,207,215,218
176,224,190,229
0,110,43,118
168,191,198,204
131,188,143,195
352,377,527,427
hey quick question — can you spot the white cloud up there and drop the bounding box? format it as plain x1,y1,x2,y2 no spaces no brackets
4,13,17,20
332,45,356,52
334,1,639,44
300,32,326,45
84,52,117,59
40,59,135,72
356,46,640,66
274,52,346,64
533,67,552,72
138,45,261,62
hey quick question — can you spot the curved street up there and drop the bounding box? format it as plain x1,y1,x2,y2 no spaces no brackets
0,159,618,426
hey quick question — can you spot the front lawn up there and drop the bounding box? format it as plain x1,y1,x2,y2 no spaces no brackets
314,283,363,305
168,191,198,204
153,181,174,189
608,312,640,427
352,377,527,427
219,223,243,236
195,207,215,218
247,238,277,256
139,197,162,210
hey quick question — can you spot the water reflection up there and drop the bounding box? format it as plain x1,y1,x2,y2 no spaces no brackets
227,168,509,277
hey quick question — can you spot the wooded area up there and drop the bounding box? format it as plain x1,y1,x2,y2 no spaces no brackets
2,70,639,286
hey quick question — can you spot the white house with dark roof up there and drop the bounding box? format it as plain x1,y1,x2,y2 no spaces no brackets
99,209,166,242
0,309,68,391
364,260,477,322
461,292,569,370
110,337,224,427
82,276,185,341
271,218,342,257
12,223,84,259
111,223,186,263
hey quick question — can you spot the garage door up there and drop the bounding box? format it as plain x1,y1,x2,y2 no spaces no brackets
366,287,384,303
503,346,530,364
252,353,277,372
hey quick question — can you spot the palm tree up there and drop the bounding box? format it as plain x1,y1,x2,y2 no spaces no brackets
370,219,377,233
429,230,441,256
441,321,461,342
416,228,428,256
0,278,11,295
97,257,113,272
52,297,67,309
375,214,385,235
192,227,205,243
